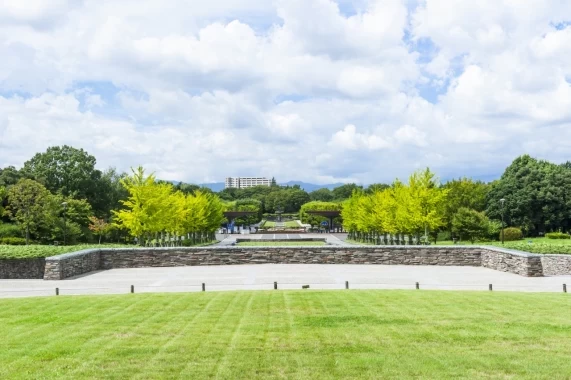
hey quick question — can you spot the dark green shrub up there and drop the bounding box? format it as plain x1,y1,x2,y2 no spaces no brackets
546,232,570,239
437,231,451,241
500,227,523,241
0,224,22,238
0,237,27,245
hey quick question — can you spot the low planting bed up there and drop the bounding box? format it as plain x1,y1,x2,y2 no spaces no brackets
237,241,326,247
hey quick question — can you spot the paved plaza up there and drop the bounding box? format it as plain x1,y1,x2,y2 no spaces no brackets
1,263,570,298
215,233,351,246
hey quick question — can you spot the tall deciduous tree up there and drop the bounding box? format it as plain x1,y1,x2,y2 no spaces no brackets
332,183,363,200
6,179,52,244
112,167,225,246
486,155,571,235
21,145,110,215
452,208,489,243
442,178,489,231
309,188,334,202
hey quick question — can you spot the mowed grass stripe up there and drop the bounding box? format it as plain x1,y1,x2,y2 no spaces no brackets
1,291,571,379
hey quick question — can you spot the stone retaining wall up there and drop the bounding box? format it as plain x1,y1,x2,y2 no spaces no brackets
43,250,101,280
481,248,544,277
99,246,483,270
541,255,571,276
0,258,45,279
1,245,562,281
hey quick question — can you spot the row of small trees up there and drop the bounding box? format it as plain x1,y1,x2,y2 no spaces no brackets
342,169,448,244
112,167,226,246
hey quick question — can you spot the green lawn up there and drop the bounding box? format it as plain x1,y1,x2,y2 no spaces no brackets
0,244,133,259
285,221,301,228
1,291,570,379
436,237,571,255
238,241,325,246
263,221,276,228
346,237,571,255
0,241,218,260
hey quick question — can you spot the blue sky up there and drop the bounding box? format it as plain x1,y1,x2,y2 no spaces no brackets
1,0,571,185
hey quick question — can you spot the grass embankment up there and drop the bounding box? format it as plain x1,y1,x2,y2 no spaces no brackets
347,237,571,255
0,241,218,260
1,291,570,378
436,237,571,255
238,241,325,247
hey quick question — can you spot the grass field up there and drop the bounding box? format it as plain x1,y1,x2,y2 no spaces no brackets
285,221,302,228
0,241,218,260
238,241,325,246
0,244,133,259
1,291,570,379
347,237,571,255
436,237,571,255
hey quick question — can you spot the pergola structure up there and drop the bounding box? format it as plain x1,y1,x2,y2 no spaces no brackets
305,210,342,232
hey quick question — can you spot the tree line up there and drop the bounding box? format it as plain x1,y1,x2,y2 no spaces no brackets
1,145,570,244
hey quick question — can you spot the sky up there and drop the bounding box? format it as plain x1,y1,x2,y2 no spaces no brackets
1,0,571,185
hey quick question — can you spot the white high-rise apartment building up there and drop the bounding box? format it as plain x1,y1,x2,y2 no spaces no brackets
225,177,273,189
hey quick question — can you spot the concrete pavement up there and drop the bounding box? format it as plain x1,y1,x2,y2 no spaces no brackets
1,264,570,298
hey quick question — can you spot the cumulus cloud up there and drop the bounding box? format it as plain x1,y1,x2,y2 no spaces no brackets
1,0,571,184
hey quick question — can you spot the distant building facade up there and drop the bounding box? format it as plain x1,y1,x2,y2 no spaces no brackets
225,177,273,189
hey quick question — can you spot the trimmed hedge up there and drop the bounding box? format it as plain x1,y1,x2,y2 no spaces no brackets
0,237,27,245
546,232,571,240
500,227,523,241
0,224,22,239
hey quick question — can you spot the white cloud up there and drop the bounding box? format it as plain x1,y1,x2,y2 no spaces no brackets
1,0,571,184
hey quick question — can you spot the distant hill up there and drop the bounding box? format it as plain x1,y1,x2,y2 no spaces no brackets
279,181,345,192
198,181,344,192
199,182,225,192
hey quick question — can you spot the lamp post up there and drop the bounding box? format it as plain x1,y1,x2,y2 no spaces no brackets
62,202,68,245
500,198,506,244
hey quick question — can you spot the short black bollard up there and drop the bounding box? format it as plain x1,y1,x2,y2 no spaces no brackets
56,288,59,296
131,285,134,294
345,281,349,290
564,284,567,293
274,281,277,290
415,282,419,290
202,283,205,292
489,284,493,291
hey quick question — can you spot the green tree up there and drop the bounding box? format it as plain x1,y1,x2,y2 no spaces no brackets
6,179,52,244
21,145,109,215
486,155,571,235
332,183,363,200
0,166,23,188
309,188,334,202
0,186,5,220
442,178,489,231
452,208,489,243
365,183,390,194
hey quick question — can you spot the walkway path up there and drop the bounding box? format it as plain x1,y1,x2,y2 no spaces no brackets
1,264,569,298
213,233,352,247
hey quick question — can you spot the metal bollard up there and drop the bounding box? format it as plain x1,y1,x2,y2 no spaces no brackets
131,285,134,294
202,283,205,292
415,282,419,290
489,284,493,291
564,284,567,293
345,281,349,290
274,281,277,290
56,288,59,296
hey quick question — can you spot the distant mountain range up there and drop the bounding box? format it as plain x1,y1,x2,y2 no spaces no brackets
198,181,345,192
